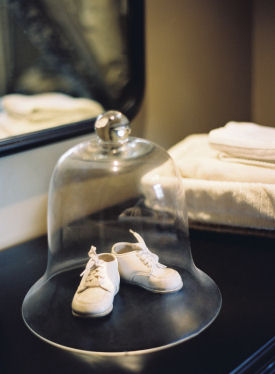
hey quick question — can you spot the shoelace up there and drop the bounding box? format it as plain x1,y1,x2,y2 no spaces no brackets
137,248,166,275
78,246,109,293
129,230,167,275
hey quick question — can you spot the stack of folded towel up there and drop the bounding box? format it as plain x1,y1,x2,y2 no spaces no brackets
168,122,275,231
0,92,104,139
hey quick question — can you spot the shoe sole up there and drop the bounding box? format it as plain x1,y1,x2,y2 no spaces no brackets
124,279,183,294
72,304,113,318
71,287,119,318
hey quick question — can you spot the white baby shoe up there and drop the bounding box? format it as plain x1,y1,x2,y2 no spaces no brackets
72,246,120,317
112,230,183,293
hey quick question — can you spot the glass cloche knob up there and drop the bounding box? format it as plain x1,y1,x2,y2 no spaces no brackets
95,110,131,143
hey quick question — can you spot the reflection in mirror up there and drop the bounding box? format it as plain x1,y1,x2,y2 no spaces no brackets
0,0,144,151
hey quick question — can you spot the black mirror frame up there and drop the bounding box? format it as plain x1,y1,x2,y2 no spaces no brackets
0,0,144,157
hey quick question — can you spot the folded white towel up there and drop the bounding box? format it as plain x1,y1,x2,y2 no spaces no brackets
167,134,275,230
0,93,104,138
209,121,275,161
168,134,275,184
0,126,10,139
0,112,92,138
174,178,275,230
2,93,103,122
136,134,275,231
140,153,275,231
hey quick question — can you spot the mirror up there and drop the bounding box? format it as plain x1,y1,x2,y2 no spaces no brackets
0,0,144,155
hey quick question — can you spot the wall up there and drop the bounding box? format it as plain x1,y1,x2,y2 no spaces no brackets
142,0,252,148
140,0,275,149
0,135,90,249
252,0,275,125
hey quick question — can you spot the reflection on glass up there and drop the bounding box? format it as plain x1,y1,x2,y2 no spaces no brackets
0,0,132,140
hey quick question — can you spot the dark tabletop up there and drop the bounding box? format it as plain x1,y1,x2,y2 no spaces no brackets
0,229,274,374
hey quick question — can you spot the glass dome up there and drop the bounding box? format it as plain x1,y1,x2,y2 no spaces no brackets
22,111,221,370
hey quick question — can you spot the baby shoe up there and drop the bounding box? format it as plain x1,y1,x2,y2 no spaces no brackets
72,246,120,317
111,230,183,293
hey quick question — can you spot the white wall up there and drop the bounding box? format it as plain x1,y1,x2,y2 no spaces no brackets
0,135,91,249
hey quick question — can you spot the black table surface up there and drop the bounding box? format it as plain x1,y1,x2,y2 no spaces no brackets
0,229,274,374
